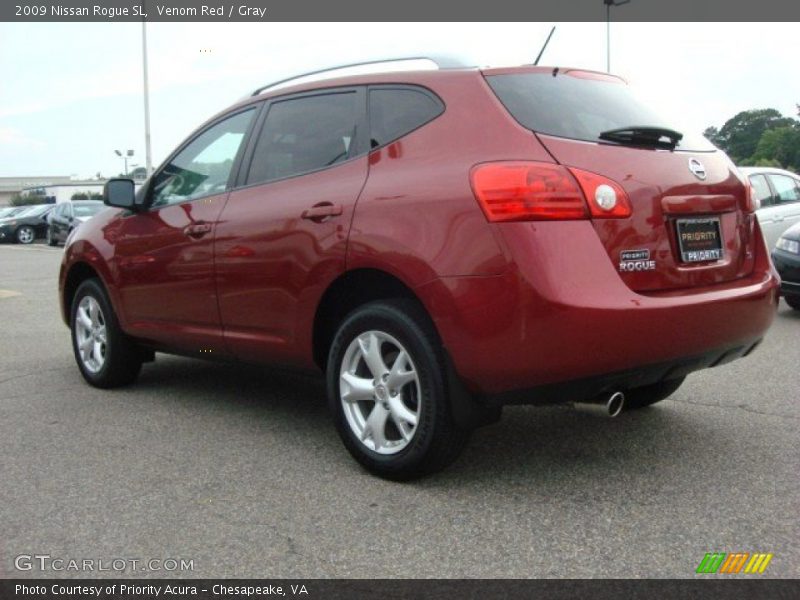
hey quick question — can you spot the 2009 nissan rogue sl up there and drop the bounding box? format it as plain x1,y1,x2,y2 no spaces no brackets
59,59,779,479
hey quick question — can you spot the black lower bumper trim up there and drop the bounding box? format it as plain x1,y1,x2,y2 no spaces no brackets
483,338,763,407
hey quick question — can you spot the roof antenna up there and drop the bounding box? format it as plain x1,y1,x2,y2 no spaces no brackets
534,26,556,66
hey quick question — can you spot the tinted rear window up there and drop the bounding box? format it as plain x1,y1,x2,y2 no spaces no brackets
486,72,714,152
247,92,357,185
369,87,443,148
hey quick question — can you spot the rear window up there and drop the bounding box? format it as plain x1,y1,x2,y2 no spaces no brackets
486,72,714,152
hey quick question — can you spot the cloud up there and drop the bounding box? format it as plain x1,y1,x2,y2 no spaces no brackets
0,127,45,149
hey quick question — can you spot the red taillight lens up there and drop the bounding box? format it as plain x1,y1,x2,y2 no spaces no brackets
568,167,632,218
470,162,588,222
743,179,757,213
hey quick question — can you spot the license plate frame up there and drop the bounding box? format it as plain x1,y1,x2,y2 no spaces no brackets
676,217,724,263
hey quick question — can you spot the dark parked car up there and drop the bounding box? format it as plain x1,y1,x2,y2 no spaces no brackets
0,206,28,219
0,204,53,244
771,221,800,310
47,200,106,246
59,58,778,479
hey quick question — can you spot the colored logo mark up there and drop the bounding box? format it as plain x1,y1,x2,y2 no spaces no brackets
696,552,773,574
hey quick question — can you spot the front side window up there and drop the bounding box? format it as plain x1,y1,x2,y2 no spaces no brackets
748,174,773,207
246,92,357,185
768,174,800,204
151,108,255,208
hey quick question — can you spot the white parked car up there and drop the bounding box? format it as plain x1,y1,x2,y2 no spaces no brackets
739,167,800,250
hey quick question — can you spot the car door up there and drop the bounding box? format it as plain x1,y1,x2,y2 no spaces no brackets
48,204,63,239
53,203,72,241
762,173,800,249
111,106,258,355
215,88,368,366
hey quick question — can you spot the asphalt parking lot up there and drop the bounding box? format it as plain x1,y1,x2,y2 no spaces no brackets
0,243,798,579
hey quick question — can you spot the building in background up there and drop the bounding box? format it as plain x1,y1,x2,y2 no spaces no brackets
0,176,73,205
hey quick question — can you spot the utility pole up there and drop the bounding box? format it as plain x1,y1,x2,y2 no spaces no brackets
141,20,153,176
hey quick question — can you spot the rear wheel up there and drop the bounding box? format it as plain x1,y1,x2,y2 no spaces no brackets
16,226,35,244
785,295,800,311
624,377,686,410
71,278,143,388
327,300,470,480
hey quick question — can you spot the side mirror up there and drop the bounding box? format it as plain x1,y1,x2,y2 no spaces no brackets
104,178,136,209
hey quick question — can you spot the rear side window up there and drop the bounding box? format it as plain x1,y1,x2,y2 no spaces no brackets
246,92,357,185
748,174,773,207
368,87,443,148
486,72,714,152
768,174,800,204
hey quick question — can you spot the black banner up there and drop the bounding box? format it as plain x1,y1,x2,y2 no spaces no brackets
2,0,800,22
2,579,800,600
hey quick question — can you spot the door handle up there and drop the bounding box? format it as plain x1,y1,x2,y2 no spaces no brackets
773,215,784,222
301,202,343,222
184,222,213,238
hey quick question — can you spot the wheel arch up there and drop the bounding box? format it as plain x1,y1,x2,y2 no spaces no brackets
311,268,436,370
62,262,105,325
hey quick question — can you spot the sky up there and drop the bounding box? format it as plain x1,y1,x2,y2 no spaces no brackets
1,22,798,179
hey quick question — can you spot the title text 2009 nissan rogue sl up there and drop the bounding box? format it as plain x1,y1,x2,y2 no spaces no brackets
59,60,779,479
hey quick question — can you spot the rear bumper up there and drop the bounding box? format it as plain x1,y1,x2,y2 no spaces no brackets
417,221,779,396
484,339,762,406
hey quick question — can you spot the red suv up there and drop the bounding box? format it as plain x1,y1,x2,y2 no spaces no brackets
60,59,779,479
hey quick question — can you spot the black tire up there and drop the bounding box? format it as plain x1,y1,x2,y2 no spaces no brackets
15,225,35,244
785,295,800,311
46,227,58,247
327,299,470,480
624,377,686,410
70,278,143,388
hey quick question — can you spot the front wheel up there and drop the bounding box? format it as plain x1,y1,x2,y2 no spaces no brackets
70,278,143,388
327,300,470,480
16,226,35,244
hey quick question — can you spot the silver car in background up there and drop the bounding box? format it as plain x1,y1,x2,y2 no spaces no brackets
739,167,800,250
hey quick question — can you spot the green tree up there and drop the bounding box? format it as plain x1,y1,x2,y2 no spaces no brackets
9,193,44,207
749,126,800,172
713,109,797,163
703,126,720,146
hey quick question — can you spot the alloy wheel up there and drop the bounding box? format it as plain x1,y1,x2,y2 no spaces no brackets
75,296,107,373
339,330,421,455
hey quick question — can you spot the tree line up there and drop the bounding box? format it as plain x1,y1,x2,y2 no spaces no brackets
704,106,800,173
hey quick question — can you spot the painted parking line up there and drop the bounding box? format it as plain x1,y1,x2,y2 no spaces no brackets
0,289,22,299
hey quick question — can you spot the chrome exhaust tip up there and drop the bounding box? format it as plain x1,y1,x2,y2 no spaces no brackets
573,391,625,418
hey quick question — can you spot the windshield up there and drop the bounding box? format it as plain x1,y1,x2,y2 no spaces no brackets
486,71,714,152
74,203,104,217
15,204,50,218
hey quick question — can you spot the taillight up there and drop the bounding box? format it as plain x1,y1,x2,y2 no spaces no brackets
569,168,632,218
470,161,631,222
743,179,757,213
470,162,587,222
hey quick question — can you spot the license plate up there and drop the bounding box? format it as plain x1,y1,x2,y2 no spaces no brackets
676,218,723,263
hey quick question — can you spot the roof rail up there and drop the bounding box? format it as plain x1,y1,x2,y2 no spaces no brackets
250,55,473,97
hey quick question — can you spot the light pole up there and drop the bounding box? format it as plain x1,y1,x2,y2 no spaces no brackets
115,149,134,177
141,20,153,176
604,0,631,73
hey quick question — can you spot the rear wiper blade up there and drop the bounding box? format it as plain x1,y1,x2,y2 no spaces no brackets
599,126,683,150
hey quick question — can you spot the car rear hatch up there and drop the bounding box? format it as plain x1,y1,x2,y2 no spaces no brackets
483,67,756,293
